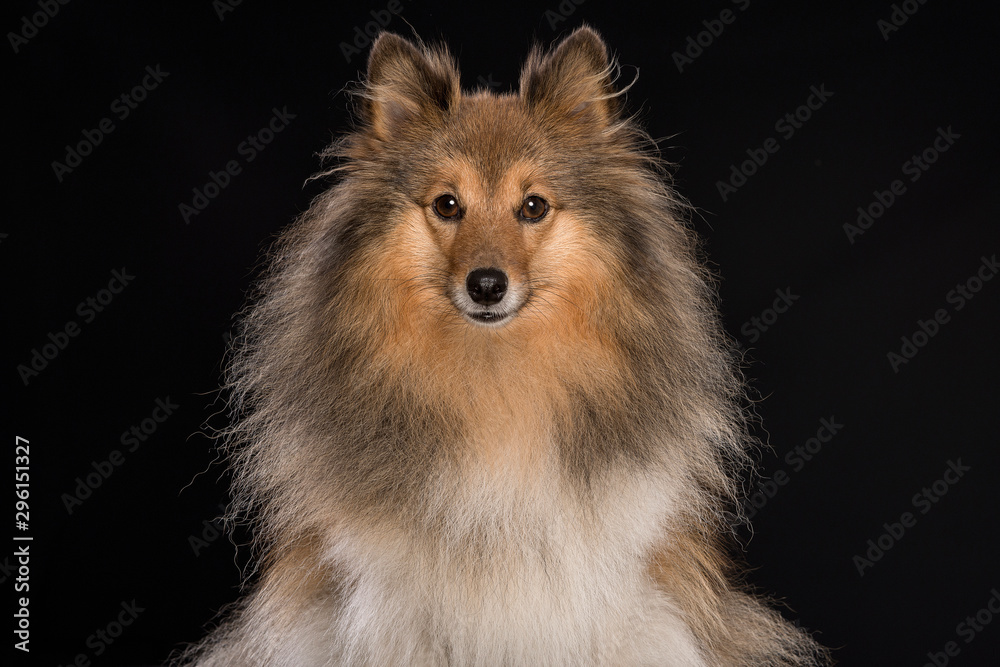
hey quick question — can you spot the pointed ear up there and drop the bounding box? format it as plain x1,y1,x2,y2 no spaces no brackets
519,26,619,128
362,33,460,140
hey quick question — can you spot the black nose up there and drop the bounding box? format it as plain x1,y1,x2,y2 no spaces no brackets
466,268,508,305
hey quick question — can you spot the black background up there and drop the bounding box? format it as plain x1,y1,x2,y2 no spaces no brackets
7,0,1000,665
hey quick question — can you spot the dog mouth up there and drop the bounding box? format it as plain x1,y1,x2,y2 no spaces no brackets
453,295,524,328
462,307,516,327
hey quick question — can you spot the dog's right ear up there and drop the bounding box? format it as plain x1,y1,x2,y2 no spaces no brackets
362,33,460,140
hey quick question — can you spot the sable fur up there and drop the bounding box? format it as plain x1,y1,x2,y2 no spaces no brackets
179,26,831,666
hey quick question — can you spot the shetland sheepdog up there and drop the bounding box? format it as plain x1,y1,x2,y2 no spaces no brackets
182,26,830,666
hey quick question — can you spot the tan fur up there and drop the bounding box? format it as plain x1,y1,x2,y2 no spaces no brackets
177,26,831,666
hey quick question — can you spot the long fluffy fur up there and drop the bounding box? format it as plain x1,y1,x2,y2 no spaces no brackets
179,26,831,666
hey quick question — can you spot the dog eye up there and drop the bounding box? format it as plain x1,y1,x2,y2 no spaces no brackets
433,194,462,220
519,196,548,221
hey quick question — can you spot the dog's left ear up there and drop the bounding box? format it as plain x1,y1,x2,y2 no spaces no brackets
519,26,618,128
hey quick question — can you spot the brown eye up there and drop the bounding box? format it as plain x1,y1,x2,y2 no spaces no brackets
519,195,548,221
433,194,461,220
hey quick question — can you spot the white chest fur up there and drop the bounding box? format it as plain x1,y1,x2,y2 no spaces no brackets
300,457,708,666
